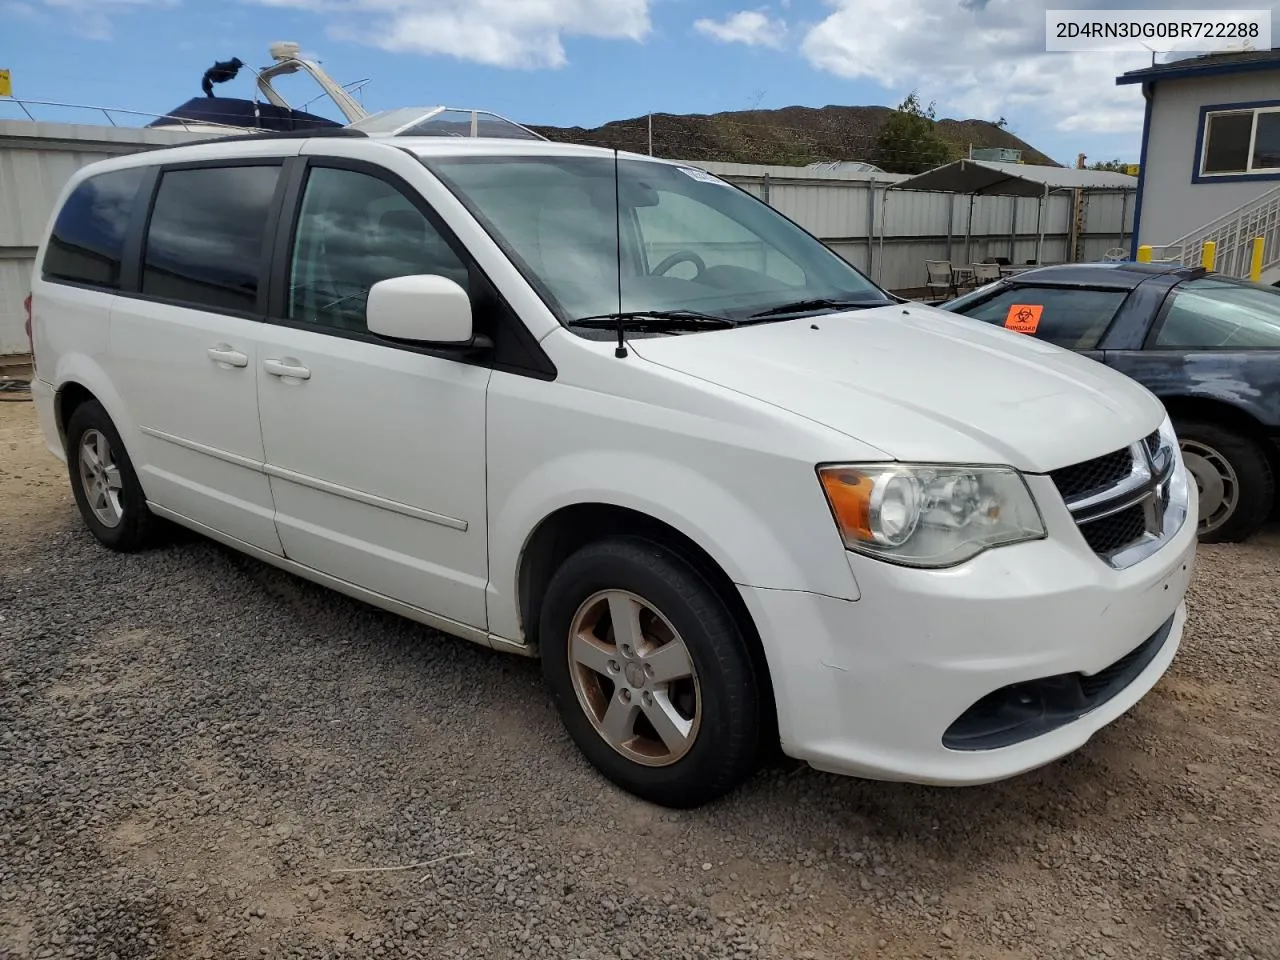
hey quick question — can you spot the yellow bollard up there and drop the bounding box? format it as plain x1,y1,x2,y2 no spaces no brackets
1201,241,1216,271
1136,245,1152,263
1251,237,1265,282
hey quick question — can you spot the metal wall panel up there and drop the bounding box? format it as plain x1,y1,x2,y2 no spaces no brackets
0,260,33,354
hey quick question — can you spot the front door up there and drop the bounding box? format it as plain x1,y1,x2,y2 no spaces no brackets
255,161,490,628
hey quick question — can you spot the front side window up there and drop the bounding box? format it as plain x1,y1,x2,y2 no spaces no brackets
142,165,281,313
288,166,469,332
953,285,1128,349
1201,106,1280,176
43,167,146,290
424,155,889,326
1154,277,1280,348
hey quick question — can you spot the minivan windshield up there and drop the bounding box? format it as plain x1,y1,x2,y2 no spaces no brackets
424,155,892,329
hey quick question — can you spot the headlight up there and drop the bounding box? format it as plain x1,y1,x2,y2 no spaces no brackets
817,463,1046,567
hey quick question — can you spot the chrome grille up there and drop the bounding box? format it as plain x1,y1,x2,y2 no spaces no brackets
1052,428,1187,570
1078,503,1147,555
1050,449,1134,502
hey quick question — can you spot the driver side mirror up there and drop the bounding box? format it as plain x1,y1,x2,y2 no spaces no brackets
366,274,474,346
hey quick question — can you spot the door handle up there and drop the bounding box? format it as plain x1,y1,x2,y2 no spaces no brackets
263,358,311,380
207,344,248,368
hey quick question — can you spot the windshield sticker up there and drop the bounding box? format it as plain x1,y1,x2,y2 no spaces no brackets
677,166,728,185
1004,303,1043,335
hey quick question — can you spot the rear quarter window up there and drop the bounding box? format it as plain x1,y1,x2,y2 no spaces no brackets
42,167,147,290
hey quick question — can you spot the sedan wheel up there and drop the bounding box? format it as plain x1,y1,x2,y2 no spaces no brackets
1180,438,1238,535
1172,419,1273,543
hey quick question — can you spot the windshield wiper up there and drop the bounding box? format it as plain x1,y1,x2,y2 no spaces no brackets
743,297,888,321
566,310,735,332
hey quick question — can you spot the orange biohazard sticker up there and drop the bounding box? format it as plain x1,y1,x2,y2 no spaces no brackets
1004,303,1043,334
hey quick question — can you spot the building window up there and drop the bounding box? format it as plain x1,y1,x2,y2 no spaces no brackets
1201,106,1280,177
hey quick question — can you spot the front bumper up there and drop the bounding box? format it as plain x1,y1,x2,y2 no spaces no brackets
740,481,1197,786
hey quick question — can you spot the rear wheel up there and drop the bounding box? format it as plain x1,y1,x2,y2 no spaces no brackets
1175,419,1274,543
66,400,157,551
540,537,764,808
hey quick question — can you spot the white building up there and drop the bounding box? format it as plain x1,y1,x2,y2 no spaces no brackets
1119,47,1280,281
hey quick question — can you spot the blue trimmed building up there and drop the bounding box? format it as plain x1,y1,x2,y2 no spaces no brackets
1118,48,1280,259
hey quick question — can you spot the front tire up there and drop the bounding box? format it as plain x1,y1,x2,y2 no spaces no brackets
540,537,764,808
1175,419,1274,543
66,400,157,551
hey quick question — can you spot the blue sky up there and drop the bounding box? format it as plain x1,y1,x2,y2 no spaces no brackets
1,0,1264,166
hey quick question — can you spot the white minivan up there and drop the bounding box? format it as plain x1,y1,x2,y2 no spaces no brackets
28,129,1196,807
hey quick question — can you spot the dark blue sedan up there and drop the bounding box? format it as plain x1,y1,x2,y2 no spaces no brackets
942,262,1280,542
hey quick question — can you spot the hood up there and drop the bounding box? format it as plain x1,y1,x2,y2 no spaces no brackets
627,303,1165,473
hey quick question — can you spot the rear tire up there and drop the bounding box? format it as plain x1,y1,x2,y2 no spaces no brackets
1175,419,1273,543
540,537,764,808
66,400,157,551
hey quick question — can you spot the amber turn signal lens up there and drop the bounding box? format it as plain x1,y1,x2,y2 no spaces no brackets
818,467,875,543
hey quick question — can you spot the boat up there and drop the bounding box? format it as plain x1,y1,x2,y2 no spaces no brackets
4,41,546,141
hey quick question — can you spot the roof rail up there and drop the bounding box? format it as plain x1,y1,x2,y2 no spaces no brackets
193,127,370,145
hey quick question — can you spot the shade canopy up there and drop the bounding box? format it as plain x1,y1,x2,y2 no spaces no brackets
891,159,1136,197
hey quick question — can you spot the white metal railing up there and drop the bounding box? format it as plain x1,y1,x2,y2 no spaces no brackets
0,97,247,133
1161,183,1280,278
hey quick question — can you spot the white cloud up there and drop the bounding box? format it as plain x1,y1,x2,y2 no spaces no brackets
694,10,787,49
37,0,174,40
248,0,652,70
799,0,1280,139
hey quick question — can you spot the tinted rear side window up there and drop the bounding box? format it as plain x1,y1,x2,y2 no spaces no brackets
43,167,146,290
142,165,281,313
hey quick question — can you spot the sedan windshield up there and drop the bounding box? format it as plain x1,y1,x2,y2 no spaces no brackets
423,155,891,329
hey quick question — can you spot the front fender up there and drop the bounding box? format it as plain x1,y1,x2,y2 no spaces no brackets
486,448,858,643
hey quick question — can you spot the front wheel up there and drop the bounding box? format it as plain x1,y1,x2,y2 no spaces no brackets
540,537,764,808
1175,419,1274,543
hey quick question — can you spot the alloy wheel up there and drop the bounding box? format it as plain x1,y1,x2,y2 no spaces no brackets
78,428,124,529
566,589,701,767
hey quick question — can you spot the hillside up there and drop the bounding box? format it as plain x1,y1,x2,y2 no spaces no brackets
529,104,1058,169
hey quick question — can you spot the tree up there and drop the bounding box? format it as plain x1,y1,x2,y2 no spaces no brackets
1088,158,1130,172
876,91,958,174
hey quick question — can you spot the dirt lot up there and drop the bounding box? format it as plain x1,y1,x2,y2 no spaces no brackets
2,396,1278,960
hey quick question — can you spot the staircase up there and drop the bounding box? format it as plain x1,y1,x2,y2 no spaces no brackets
1154,184,1280,284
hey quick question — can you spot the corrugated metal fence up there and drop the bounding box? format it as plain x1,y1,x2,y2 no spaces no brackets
696,161,1135,292
0,121,1134,356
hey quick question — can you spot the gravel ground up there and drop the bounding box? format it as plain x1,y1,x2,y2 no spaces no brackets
2,398,1279,960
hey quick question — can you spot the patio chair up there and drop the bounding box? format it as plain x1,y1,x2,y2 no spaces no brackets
925,260,957,301
971,262,1002,283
